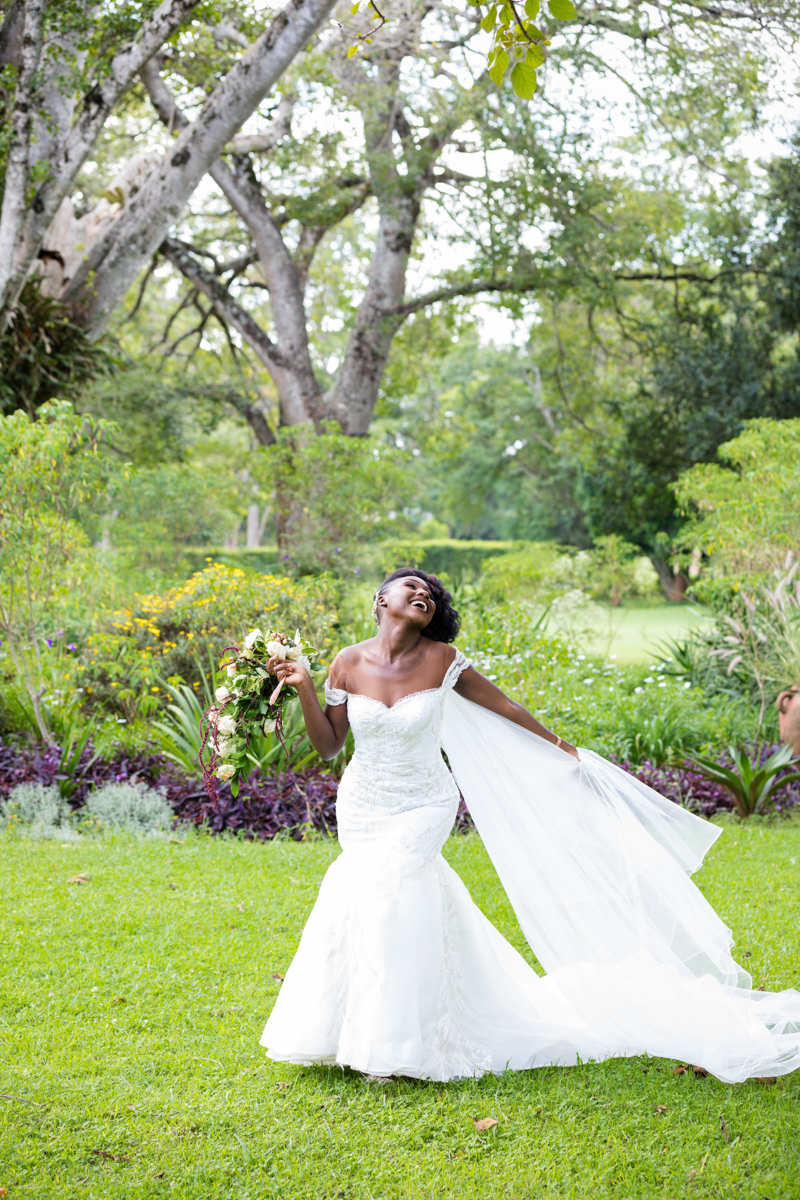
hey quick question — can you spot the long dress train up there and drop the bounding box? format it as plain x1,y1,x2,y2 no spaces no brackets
261,651,800,1082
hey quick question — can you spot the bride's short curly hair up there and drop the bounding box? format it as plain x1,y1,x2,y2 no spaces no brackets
375,568,461,643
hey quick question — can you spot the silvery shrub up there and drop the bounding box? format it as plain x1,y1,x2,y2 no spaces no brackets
83,782,173,835
1,783,78,840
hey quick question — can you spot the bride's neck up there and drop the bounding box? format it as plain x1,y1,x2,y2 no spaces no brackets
374,620,425,664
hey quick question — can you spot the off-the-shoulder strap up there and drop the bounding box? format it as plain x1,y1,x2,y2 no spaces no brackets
324,678,349,706
442,647,472,692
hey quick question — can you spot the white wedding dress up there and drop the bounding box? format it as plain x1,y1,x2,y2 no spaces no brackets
261,651,800,1082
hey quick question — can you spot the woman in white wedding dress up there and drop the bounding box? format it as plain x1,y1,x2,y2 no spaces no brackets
260,569,800,1083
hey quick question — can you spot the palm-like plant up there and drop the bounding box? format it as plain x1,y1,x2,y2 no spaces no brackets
688,743,800,818
153,653,324,777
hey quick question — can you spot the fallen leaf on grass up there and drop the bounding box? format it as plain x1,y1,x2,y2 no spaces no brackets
67,873,89,885
654,1105,668,1116
275,1081,291,1091
672,1065,687,1075
167,883,177,890
755,1076,777,1086
719,1115,730,1141
473,1117,498,1132
91,1148,130,1163
154,1172,165,1179
236,903,245,913
111,997,127,1006
692,1065,708,1077
0,1186,7,1196
271,973,284,982
448,1148,465,1159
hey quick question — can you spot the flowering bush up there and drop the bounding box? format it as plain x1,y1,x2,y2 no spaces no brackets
72,563,339,721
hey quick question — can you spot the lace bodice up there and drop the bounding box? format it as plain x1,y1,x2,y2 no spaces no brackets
325,648,470,762
325,648,471,859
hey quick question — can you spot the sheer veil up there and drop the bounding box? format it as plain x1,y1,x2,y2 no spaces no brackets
441,690,800,1082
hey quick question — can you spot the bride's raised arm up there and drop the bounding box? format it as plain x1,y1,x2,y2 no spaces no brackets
267,653,350,761
453,663,579,759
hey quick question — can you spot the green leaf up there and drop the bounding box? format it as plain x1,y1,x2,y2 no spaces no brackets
230,776,240,798
347,43,359,57
525,43,546,66
511,61,537,99
488,48,509,86
499,3,513,24
524,0,540,16
548,0,576,18
351,1,360,11
480,5,497,32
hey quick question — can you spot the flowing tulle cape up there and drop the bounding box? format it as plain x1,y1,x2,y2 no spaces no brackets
441,691,800,1081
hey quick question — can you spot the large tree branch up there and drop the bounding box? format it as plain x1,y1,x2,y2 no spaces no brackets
159,236,280,371
1,0,203,317
64,0,339,336
141,61,323,427
159,236,320,431
386,262,772,317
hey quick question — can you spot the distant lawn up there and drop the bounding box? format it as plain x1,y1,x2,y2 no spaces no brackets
546,602,712,665
2,824,799,1199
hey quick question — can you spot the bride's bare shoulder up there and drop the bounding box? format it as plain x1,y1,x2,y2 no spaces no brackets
336,639,377,664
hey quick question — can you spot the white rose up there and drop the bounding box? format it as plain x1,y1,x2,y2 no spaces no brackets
215,685,230,703
297,654,311,671
217,714,236,735
226,664,237,677
216,736,233,757
215,763,235,781
262,718,276,734
244,628,263,649
266,639,287,659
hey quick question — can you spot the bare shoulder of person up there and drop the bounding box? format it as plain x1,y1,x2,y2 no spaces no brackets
429,640,457,666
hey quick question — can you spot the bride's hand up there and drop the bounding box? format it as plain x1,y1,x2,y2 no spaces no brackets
267,656,312,690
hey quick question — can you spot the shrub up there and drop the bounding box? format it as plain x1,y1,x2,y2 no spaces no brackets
74,563,340,721
1,782,78,839
83,782,173,835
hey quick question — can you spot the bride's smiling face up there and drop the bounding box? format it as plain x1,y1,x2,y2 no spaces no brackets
378,576,435,631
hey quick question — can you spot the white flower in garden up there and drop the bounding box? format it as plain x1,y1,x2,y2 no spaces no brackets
218,714,236,735
216,736,233,758
215,763,235,781
266,639,288,660
244,628,263,649
215,685,230,703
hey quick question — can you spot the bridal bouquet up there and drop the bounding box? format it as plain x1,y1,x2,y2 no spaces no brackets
200,627,321,803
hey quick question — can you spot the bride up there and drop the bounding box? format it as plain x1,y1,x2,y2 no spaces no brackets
260,568,800,1083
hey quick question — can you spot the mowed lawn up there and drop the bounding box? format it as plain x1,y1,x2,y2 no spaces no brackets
1,824,799,1200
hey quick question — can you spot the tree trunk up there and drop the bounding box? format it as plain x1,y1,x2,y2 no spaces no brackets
328,197,418,433
651,555,689,602
0,0,45,316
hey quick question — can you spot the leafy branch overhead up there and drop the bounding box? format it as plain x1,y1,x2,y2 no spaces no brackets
479,0,576,98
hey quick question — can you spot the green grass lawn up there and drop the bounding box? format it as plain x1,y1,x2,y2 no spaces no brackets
2,825,799,1200
544,602,713,666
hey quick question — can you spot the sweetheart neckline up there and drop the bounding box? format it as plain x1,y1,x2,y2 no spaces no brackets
346,686,443,712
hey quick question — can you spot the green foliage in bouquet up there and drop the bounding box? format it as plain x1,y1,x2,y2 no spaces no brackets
201,628,322,802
